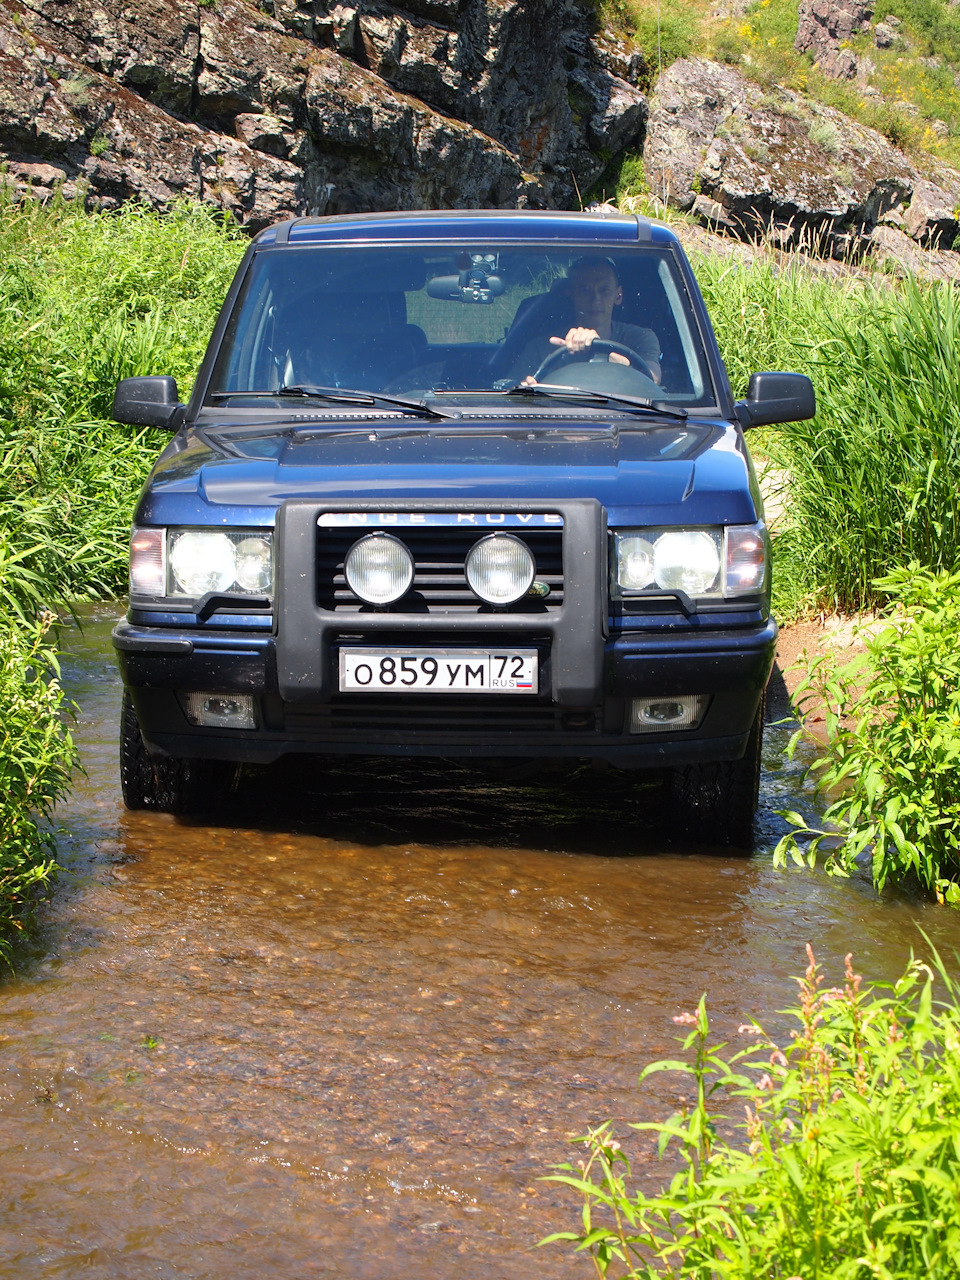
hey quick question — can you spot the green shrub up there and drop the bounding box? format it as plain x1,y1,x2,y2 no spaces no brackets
807,117,841,156
0,606,75,964
543,944,960,1278
776,566,960,904
616,153,647,201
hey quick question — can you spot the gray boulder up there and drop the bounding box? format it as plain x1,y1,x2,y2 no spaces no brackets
643,58,960,257
903,178,960,248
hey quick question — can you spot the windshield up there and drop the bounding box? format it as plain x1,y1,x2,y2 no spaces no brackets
207,244,716,412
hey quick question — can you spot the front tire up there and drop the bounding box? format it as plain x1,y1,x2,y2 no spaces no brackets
666,694,764,848
120,692,234,815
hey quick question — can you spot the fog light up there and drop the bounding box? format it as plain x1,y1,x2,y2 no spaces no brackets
465,534,535,605
629,695,707,733
344,533,414,605
183,692,257,729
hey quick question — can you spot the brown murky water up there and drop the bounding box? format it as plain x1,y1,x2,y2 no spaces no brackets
3,607,960,1279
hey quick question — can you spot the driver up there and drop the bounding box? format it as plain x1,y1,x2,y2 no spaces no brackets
518,257,661,385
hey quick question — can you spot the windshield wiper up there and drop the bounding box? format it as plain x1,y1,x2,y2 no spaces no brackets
208,385,454,420
502,383,688,420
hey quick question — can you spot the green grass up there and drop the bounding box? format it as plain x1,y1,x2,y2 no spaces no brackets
0,609,75,966
0,190,244,954
691,255,960,617
0,187,245,602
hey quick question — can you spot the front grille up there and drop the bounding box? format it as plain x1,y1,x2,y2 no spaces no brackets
316,528,564,613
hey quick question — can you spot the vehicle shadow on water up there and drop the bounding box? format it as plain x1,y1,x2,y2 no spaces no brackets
174,680,808,859
180,752,756,860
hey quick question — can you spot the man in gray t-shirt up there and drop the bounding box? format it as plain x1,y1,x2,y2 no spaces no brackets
515,257,660,385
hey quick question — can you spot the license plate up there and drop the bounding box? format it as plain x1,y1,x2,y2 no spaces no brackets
339,648,539,694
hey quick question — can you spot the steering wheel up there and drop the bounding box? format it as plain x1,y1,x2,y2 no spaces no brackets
532,339,657,384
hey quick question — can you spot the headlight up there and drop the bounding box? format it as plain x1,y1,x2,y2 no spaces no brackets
613,524,767,599
129,527,273,599
344,533,414,605
169,531,237,596
465,534,535,605
654,531,721,595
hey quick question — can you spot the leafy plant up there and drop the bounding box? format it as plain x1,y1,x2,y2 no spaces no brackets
543,944,960,1278
776,565,960,904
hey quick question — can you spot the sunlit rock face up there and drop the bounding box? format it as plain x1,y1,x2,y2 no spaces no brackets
795,0,873,80
6,0,958,270
643,58,960,258
0,0,648,225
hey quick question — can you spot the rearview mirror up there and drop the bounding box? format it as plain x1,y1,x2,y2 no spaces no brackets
427,271,505,304
113,376,185,430
735,372,815,429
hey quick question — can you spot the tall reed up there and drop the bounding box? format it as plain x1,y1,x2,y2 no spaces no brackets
695,256,960,615
0,189,245,601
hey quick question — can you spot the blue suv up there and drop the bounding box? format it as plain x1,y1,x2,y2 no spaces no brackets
111,209,813,845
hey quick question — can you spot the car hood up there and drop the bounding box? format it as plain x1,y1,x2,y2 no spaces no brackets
136,419,761,527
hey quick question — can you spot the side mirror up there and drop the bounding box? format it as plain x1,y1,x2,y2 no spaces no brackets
735,372,815,429
113,376,185,430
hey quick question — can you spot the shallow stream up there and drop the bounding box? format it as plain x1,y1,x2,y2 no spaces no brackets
2,608,959,1278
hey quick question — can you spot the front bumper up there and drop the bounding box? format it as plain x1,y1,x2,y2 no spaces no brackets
114,616,776,768
116,494,775,768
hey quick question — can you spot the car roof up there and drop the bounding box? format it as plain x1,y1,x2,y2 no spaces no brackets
254,208,680,249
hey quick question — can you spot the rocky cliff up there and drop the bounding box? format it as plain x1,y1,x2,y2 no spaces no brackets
3,0,960,277
0,0,647,226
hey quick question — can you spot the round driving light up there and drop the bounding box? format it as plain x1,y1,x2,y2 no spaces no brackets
234,536,272,592
617,535,656,590
169,531,237,596
344,533,414,605
654,531,721,595
465,534,535,605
